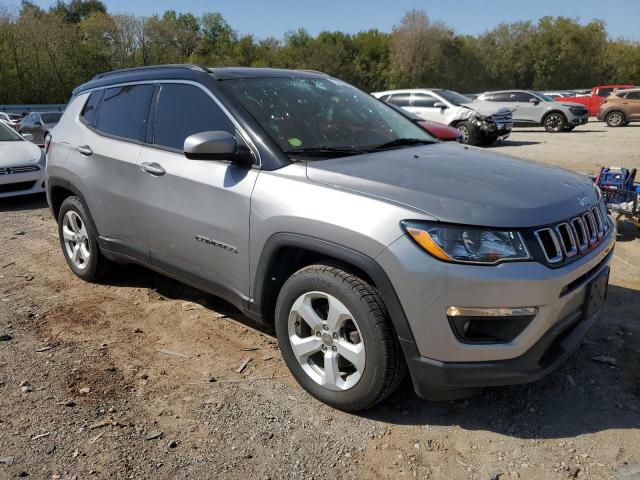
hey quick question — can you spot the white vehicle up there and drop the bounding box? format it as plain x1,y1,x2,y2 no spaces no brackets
0,112,21,129
0,122,46,198
372,88,513,145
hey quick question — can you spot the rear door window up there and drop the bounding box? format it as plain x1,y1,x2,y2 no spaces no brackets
625,91,640,100
412,94,439,108
95,84,154,142
386,94,412,107
152,83,235,151
485,92,513,102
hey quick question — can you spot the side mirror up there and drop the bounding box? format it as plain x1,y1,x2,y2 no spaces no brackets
528,98,540,105
22,133,34,142
184,131,253,166
433,102,447,109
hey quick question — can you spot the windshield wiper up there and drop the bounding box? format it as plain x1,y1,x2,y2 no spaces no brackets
370,138,435,150
285,146,371,157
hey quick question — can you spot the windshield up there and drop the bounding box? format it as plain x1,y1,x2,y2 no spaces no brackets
0,122,23,141
437,90,474,106
534,92,556,102
41,112,62,124
224,77,433,155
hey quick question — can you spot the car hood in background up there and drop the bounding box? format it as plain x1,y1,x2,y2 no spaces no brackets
306,142,597,228
463,102,513,117
0,140,42,167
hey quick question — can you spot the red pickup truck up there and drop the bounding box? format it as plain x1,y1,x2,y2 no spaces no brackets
557,85,634,116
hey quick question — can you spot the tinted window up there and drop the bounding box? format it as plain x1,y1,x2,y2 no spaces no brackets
513,92,535,102
81,91,103,125
152,84,235,150
625,91,640,99
96,84,154,142
41,112,62,123
412,94,438,108
387,94,412,107
597,88,614,98
485,92,513,102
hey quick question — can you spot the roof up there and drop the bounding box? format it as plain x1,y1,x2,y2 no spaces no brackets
616,87,640,94
71,64,330,97
207,67,328,80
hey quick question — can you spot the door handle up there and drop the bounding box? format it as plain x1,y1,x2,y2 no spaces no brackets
141,162,166,176
76,145,93,156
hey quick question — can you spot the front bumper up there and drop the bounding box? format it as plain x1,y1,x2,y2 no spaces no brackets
376,224,614,397
479,121,512,142
568,113,589,126
0,169,45,198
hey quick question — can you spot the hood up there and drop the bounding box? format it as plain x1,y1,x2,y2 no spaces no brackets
305,143,597,228
0,140,42,167
463,102,513,117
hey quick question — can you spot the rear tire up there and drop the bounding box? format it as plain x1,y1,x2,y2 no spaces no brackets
275,264,405,412
57,196,110,281
605,111,625,127
456,121,477,145
543,112,566,132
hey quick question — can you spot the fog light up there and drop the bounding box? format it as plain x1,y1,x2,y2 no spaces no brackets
446,306,537,344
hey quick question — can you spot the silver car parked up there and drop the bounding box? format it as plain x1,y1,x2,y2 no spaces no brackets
19,111,63,145
46,66,614,411
476,90,589,132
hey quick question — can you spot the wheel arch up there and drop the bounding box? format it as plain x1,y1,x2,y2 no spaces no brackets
47,177,98,233
252,233,415,344
542,109,567,122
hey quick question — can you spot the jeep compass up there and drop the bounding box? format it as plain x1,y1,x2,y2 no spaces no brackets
46,65,614,411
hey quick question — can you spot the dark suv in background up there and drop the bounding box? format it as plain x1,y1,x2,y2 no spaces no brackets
45,65,614,411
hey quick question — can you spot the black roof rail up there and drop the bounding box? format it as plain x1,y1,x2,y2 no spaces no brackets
92,64,208,80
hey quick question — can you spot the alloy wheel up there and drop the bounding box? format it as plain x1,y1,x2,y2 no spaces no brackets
62,211,91,270
457,125,470,144
288,291,365,391
544,114,563,132
607,112,623,127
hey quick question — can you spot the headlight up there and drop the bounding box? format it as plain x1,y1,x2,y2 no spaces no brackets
402,221,531,265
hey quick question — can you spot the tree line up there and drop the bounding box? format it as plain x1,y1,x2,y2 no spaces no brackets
1,0,639,104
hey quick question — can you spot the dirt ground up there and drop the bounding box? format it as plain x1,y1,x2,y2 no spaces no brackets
1,122,639,480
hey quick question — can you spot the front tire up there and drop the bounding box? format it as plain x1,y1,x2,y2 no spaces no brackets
543,112,566,132
455,121,477,145
605,111,625,127
275,264,405,412
57,196,110,281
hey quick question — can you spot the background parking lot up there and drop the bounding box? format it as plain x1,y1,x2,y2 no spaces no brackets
1,122,639,479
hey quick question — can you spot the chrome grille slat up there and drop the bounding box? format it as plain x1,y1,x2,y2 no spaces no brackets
534,198,610,265
534,228,563,263
0,165,40,174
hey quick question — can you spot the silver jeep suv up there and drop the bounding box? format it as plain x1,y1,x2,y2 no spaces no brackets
46,66,614,412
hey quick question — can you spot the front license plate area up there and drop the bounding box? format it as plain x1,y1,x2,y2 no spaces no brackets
583,267,609,319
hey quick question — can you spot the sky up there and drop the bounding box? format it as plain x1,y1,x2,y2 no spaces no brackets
19,0,640,41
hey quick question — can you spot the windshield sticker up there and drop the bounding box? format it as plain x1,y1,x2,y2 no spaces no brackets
288,137,302,147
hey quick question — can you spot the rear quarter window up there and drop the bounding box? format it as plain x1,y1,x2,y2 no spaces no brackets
80,91,103,126
95,84,154,142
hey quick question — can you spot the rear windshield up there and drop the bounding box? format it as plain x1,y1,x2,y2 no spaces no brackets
223,77,432,153
41,112,62,123
0,122,22,141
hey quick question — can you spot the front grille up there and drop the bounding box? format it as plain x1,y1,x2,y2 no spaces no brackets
0,165,40,175
533,198,610,265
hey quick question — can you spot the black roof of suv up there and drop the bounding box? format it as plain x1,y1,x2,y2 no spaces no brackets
73,65,328,97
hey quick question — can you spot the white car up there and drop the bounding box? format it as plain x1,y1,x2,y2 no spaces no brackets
0,122,46,198
372,88,512,145
0,112,22,129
